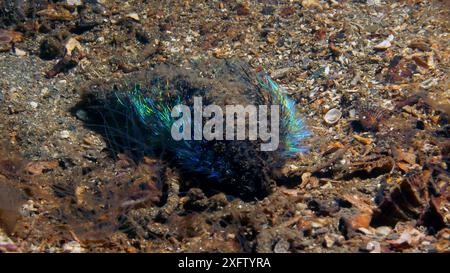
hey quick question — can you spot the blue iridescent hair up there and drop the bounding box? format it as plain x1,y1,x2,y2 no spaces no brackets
113,68,310,179
255,70,311,157
115,85,227,178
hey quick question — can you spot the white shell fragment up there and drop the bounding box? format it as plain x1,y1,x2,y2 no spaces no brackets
324,108,342,125
374,34,394,50
126,12,140,21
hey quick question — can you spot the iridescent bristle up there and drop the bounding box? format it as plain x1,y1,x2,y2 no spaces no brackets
256,70,311,157
93,61,311,197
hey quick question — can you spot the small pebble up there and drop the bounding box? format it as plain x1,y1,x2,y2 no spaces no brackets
273,239,290,253
62,241,84,253
76,109,88,121
29,101,38,109
349,108,356,119
366,241,381,253
65,0,83,6
323,235,335,248
375,226,392,237
314,227,329,236
386,233,400,240
357,227,374,235
20,200,37,217
311,222,324,228
367,0,381,6
56,80,67,90
60,130,71,139
40,87,49,97
324,65,330,76
14,48,27,57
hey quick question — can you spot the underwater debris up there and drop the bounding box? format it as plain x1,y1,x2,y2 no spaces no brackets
78,59,310,199
371,169,449,232
0,183,25,234
0,28,23,52
339,212,373,239
0,29,23,43
0,144,26,235
45,46,84,78
0,0,49,27
39,36,64,60
25,160,59,175
36,4,75,21
44,156,166,246
235,3,250,16
385,55,418,83
336,153,394,181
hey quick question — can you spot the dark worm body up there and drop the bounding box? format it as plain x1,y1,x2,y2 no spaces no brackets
78,59,309,199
